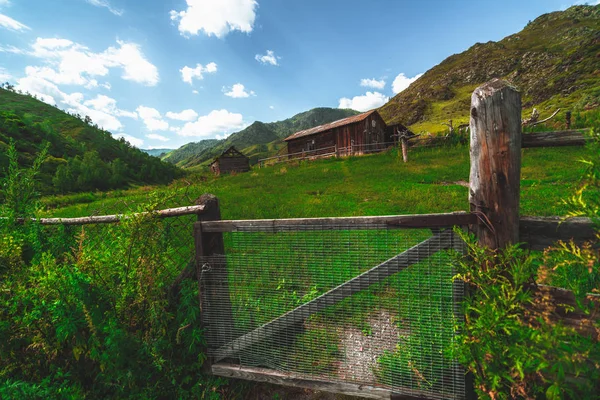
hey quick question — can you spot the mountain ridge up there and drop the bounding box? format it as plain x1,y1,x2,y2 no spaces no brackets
378,4,600,132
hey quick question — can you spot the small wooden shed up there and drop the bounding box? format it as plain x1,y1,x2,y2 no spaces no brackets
284,110,389,157
209,146,250,176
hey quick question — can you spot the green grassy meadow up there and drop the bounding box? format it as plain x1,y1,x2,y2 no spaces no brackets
43,144,593,220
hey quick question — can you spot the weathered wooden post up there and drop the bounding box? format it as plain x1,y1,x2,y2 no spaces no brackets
194,194,234,370
565,111,572,130
469,79,522,249
401,135,409,163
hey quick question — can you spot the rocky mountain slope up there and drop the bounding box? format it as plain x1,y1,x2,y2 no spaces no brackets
379,5,600,133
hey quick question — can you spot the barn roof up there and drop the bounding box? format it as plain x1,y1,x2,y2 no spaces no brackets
210,146,248,165
283,110,380,141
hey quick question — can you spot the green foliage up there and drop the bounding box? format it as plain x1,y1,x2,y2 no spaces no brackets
452,129,600,399
0,88,182,195
0,140,48,220
452,233,600,399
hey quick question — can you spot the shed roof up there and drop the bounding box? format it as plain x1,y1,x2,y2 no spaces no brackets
210,146,248,165
283,110,379,142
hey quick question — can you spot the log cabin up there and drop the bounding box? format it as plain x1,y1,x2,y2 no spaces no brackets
209,146,250,176
284,110,390,158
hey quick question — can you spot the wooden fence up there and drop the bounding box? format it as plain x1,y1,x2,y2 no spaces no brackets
192,79,597,399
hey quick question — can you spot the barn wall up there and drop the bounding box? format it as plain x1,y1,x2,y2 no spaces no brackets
216,156,250,174
285,112,389,157
287,130,335,158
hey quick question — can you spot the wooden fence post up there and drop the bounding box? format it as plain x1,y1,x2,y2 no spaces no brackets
401,135,409,163
194,194,235,370
469,79,522,249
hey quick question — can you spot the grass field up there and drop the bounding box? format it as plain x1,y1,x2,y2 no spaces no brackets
42,144,593,220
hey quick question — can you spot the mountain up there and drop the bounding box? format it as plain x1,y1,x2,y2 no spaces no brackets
0,87,182,195
164,108,360,168
379,5,600,133
142,148,173,158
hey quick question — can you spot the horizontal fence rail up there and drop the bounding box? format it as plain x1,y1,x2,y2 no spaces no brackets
5,205,206,226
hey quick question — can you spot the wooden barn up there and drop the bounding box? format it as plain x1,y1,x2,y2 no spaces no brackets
209,146,250,176
284,110,390,157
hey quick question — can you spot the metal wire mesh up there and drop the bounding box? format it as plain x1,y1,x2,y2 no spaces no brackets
201,224,466,399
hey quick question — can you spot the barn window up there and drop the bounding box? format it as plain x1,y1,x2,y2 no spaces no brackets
306,139,315,151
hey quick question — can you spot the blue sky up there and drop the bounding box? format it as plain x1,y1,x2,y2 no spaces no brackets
0,0,595,149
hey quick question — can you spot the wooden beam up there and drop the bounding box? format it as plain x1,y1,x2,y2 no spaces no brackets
212,363,392,399
469,79,522,249
199,212,476,233
212,230,457,362
9,205,206,226
519,216,596,251
212,363,460,400
194,195,235,370
521,130,590,148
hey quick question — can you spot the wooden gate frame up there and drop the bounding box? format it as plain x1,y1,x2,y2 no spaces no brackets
193,79,596,400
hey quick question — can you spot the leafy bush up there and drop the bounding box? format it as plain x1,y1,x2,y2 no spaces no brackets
0,143,233,399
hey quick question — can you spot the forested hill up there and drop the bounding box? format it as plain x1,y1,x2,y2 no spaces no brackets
163,107,360,168
379,5,600,132
0,87,182,194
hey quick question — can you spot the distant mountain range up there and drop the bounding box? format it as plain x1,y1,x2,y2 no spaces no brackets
162,108,360,168
141,148,174,158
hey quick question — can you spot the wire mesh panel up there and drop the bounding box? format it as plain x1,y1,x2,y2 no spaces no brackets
201,223,466,400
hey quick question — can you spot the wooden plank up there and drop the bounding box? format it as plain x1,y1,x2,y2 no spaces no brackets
521,130,590,148
519,216,596,251
213,363,457,400
9,205,206,226
199,212,476,233
212,363,393,399
469,79,522,249
212,230,457,362
194,195,235,370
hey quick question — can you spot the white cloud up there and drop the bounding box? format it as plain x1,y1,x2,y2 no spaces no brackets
360,78,386,90
170,0,257,38
86,0,123,16
180,62,217,85
84,94,137,119
255,50,280,66
0,1,11,7
192,89,199,94
166,109,198,121
338,91,389,112
0,13,29,31
146,133,169,142
114,133,143,148
392,72,423,94
223,83,254,98
102,40,159,86
178,109,245,137
14,37,159,88
269,105,274,110
137,106,169,131
15,70,131,132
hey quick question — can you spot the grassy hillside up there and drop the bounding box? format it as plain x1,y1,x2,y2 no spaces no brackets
0,87,181,194
44,144,594,220
164,108,359,168
379,5,600,133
